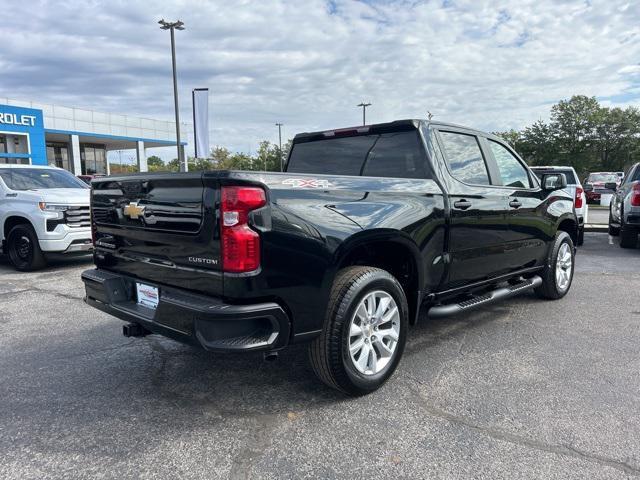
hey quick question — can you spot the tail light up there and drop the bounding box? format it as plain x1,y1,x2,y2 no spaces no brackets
220,186,266,272
631,182,640,207
574,187,584,209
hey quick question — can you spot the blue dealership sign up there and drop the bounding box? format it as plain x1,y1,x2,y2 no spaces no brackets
0,104,47,165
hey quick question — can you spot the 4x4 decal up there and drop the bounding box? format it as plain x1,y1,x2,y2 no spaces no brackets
282,178,332,189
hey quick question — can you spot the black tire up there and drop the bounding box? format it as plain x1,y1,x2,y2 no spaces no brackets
309,266,408,396
576,227,584,246
6,224,47,271
535,231,574,300
620,224,638,249
608,211,620,236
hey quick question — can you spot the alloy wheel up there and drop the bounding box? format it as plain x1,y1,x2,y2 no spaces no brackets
555,242,572,292
348,290,400,375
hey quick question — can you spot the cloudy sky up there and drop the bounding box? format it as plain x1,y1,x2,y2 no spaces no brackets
1,0,639,158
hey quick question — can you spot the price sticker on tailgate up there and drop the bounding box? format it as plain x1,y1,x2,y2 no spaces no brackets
136,283,159,309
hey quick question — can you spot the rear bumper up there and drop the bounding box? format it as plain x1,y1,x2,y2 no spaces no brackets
626,214,640,227
81,268,291,352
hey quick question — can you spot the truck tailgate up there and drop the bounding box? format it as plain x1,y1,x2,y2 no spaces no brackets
91,173,223,296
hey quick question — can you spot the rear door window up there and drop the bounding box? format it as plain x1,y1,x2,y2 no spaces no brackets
488,140,531,188
438,131,490,185
361,131,430,179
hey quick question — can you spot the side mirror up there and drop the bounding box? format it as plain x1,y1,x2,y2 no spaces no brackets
604,182,617,191
541,173,567,191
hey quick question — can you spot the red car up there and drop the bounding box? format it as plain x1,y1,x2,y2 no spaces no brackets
77,174,105,185
584,172,619,203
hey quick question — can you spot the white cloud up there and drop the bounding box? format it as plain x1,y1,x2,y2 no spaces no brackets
0,0,639,158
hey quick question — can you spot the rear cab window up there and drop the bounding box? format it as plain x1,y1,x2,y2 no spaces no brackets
286,130,432,179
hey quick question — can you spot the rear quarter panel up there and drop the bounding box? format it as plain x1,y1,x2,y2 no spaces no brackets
221,172,446,338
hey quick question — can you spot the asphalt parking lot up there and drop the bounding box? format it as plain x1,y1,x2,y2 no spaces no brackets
1,233,639,479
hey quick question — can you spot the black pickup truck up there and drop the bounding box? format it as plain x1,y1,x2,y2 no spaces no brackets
82,120,577,395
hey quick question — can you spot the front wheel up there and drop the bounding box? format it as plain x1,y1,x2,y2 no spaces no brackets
535,231,574,300
309,266,408,396
7,224,47,271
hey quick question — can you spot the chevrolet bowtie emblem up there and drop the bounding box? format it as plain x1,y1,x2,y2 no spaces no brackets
123,202,145,220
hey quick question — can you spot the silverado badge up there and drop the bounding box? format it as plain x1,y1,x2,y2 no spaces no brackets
123,202,145,220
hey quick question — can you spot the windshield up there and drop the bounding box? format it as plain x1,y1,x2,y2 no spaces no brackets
587,173,618,183
0,168,89,190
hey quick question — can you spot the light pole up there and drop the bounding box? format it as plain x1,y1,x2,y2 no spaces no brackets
357,102,371,126
275,123,283,171
158,19,186,172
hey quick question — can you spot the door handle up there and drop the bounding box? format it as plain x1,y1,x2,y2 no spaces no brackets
509,199,522,209
453,199,472,210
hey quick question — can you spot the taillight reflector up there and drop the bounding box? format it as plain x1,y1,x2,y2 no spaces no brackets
575,187,583,209
220,186,266,272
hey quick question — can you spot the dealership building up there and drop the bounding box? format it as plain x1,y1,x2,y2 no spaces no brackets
0,98,188,174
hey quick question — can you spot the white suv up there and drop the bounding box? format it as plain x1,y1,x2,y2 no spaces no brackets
531,166,588,246
0,165,92,270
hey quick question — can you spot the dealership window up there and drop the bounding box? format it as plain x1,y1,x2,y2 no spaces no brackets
80,143,107,175
46,142,71,171
0,133,29,154
0,133,30,164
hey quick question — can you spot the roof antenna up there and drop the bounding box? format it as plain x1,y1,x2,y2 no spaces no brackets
427,111,434,121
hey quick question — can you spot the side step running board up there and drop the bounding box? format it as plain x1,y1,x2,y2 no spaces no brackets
428,275,542,319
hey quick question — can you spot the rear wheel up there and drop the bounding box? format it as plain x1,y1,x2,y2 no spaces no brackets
535,231,574,300
309,266,408,396
7,224,47,271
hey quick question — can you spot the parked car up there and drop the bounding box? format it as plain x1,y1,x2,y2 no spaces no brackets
0,165,92,270
78,174,105,185
584,172,619,204
530,166,587,245
608,163,640,248
81,120,577,395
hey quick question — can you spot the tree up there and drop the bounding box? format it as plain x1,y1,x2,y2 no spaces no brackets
519,120,557,166
255,141,282,172
494,129,521,149
594,106,640,172
495,95,640,177
166,158,181,172
550,95,601,170
147,155,165,172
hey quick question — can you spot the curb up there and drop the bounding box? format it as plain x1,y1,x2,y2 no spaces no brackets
585,224,608,233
